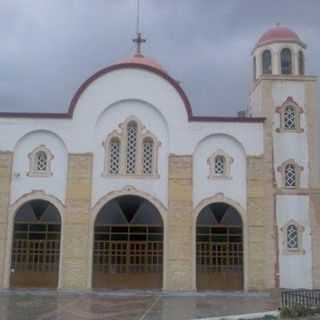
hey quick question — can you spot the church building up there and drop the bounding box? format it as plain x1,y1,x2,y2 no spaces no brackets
0,25,319,292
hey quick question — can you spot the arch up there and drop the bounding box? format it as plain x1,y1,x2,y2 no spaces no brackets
91,190,165,289
13,129,68,153
194,133,247,157
6,191,64,289
88,186,167,289
262,49,272,74
281,48,293,74
192,194,247,291
194,197,244,291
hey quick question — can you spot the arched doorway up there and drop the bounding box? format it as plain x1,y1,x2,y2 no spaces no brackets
10,200,61,288
93,195,163,289
196,202,243,290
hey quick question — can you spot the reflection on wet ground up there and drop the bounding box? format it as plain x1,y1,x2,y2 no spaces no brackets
0,290,278,320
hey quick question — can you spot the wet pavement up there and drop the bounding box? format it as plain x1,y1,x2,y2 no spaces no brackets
0,290,278,320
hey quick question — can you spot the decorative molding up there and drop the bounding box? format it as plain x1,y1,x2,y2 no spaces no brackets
280,219,305,255
277,159,303,189
27,145,54,177
102,116,161,179
207,149,233,179
275,97,304,133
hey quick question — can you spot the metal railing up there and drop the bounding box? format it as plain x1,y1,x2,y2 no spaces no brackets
281,289,320,308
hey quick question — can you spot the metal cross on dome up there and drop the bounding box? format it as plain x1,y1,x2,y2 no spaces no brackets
132,0,146,57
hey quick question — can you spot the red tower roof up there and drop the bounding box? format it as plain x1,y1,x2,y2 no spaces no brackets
255,26,306,49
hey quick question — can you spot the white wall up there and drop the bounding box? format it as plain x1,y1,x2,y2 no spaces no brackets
11,130,68,204
272,81,309,188
193,134,247,210
277,195,312,289
93,99,169,207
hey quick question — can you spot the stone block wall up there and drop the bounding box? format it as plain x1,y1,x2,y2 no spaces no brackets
61,153,92,289
0,152,12,288
165,155,194,291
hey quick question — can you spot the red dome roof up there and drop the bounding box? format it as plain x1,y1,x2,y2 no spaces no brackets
114,54,165,73
256,26,306,48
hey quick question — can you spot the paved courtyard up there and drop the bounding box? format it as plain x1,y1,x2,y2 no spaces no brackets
0,290,278,320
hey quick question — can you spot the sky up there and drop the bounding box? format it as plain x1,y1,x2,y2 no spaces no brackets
0,0,320,116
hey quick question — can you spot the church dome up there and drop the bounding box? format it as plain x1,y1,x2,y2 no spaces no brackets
115,53,166,73
255,26,306,49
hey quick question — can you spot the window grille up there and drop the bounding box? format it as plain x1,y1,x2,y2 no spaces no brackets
126,122,137,174
143,139,154,175
109,139,120,174
214,156,225,176
287,224,299,249
36,151,48,172
285,164,297,187
283,106,296,129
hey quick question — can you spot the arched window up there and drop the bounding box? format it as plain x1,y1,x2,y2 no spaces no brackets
103,117,160,178
283,106,296,129
253,56,256,80
262,50,272,74
143,138,154,176
299,51,305,75
108,138,121,175
126,121,138,174
278,159,303,189
281,48,292,74
287,224,298,249
208,150,233,179
284,163,296,188
28,145,54,177
214,155,225,176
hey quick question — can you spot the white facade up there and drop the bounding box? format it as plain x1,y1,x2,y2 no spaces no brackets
0,25,318,291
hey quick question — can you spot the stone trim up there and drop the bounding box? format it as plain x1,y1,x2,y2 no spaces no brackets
27,145,54,177
102,116,161,178
280,219,305,255
207,149,233,179
275,97,304,133
277,159,303,189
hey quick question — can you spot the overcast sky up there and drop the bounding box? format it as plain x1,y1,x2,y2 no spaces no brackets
0,0,319,116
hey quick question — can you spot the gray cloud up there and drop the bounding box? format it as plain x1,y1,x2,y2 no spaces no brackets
0,0,319,116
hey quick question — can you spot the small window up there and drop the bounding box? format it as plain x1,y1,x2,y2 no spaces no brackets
278,159,303,189
287,224,298,249
126,121,138,174
299,51,305,75
253,56,256,80
28,145,54,177
284,163,296,188
276,97,304,133
262,50,272,74
281,48,292,74
143,138,154,176
109,138,121,175
281,220,305,255
208,150,233,179
214,155,225,176
283,106,296,129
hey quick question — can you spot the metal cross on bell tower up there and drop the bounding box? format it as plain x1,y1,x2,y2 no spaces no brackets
132,0,146,57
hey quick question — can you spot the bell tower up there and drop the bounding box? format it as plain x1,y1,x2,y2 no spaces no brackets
249,25,320,289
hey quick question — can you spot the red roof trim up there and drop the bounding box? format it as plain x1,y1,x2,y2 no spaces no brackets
0,63,265,123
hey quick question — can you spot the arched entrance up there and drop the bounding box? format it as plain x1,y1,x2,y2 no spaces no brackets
10,200,61,288
196,202,243,290
93,195,163,289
